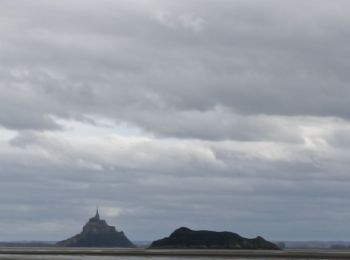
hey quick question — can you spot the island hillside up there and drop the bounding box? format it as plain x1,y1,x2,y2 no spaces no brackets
57,210,134,247
150,227,279,250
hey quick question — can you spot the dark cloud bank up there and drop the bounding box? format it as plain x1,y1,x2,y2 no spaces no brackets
1,0,350,241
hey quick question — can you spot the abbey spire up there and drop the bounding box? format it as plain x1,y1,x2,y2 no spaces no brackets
89,208,101,222
95,208,100,221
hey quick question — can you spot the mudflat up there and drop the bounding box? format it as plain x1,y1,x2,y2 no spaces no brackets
0,248,350,259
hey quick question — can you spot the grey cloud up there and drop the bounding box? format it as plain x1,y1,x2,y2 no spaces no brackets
1,0,350,242
0,112,60,131
1,130,350,240
1,0,350,140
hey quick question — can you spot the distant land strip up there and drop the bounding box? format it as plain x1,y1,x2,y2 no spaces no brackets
1,248,350,259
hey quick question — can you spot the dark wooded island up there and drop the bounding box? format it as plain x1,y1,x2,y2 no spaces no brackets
150,227,279,250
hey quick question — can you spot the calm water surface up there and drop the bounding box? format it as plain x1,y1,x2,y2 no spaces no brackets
0,256,336,260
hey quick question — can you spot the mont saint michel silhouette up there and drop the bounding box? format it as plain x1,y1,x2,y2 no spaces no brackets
57,209,135,247
55,210,278,250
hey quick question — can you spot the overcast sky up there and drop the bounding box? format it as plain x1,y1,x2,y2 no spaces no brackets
1,0,350,242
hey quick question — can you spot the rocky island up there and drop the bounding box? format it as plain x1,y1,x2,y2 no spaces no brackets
57,210,134,247
150,227,279,250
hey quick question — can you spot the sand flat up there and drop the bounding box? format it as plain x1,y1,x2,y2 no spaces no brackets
0,248,350,259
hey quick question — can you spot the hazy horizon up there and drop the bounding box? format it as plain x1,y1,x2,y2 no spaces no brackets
1,0,350,242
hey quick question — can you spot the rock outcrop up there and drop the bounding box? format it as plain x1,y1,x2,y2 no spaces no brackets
57,210,134,247
150,227,279,250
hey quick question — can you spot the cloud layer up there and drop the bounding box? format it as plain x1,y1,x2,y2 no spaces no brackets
1,0,350,241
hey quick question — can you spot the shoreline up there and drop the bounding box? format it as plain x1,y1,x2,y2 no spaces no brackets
1,248,350,258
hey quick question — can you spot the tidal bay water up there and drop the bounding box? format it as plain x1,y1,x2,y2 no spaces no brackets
0,256,336,260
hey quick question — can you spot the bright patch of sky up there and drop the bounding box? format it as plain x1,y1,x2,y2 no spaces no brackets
56,117,149,140
0,128,17,142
